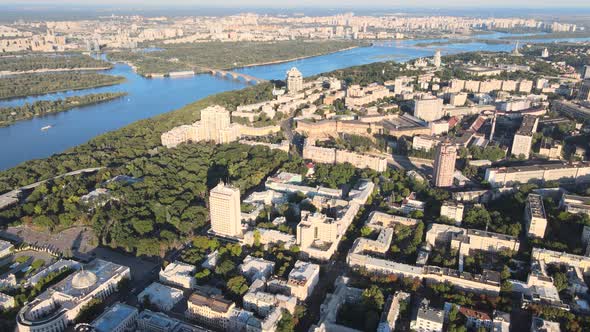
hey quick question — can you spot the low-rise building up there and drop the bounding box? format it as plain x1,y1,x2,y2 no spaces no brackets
138,282,184,311
239,255,275,282
0,292,15,310
484,162,590,188
560,194,590,216
90,303,138,332
186,290,235,331
531,317,561,332
159,261,197,289
440,201,464,224
137,309,210,332
0,239,13,258
17,259,130,332
411,299,444,332
287,260,320,301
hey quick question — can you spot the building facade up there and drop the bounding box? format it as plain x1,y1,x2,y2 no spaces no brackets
209,182,242,238
286,67,303,93
433,143,457,187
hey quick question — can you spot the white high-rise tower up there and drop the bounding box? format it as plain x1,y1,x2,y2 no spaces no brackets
433,50,442,68
209,182,242,238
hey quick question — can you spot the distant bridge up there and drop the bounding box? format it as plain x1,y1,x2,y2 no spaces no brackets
205,68,268,84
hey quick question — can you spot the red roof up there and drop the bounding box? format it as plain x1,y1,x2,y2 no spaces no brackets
459,307,492,321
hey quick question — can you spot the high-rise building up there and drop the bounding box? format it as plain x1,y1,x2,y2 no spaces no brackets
583,65,590,80
433,50,442,68
541,48,549,58
286,67,303,93
511,115,539,159
525,194,547,238
433,143,457,187
413,97,444,122
209,182,242,238
579,80,590,102
161,105,239,148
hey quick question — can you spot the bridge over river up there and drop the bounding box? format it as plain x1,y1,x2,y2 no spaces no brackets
204,68,268,84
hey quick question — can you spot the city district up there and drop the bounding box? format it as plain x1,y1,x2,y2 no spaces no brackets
2,42,590,332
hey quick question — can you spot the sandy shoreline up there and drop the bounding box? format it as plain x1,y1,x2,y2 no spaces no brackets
0,66,112,77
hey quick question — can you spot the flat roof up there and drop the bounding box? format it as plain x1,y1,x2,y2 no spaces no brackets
92,303,138,332
188,290,233,313
488,161,590,174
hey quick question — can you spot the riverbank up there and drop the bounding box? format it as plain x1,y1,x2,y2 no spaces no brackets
0,72,126,100
230,45,363,70
500,32,590,40
109,40,364,77
0,92,127,127
0,66,112,77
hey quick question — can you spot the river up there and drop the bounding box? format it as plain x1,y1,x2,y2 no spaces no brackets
0,32,589,171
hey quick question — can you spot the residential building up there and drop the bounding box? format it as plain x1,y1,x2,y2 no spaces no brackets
186,290,235,331
538,140,563,160
411,299,444,332
309,277,365,332
433,143,457,187
137,309,210,332
159,261,197,289
525,194,547,238
286,67,303,93
0,292,15,310
239,255,275,282
484,162,590,188
413,97,444,122
492,310,511,332
16,259,130,332
451,229,520,255
137,282,184,311
377,292,410,332
552,100,590,121
287,260,320,301
440,201,464,224
161,105,240,148
302,141,387,172
511,115,539,159
90,303,138,332
0,240,13,258
531,317,561,332
580,80,590,102
560,194,590,216
209,182,242,238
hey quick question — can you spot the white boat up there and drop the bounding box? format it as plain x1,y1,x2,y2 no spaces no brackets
41,125,52,131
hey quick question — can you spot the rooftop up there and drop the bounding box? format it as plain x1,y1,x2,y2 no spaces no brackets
288,260,319,285
92,303,138,332
527,194,546,219
188,290,234,313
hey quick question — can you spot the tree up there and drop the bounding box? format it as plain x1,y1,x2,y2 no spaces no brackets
277,310,295,332
362,285,385,311
215,260,235,276
360,226,374,237
553,272,568,292
226,276,249,297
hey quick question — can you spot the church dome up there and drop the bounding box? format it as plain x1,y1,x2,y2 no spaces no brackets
71,270,98,289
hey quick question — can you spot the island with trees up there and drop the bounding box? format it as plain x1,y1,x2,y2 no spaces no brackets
107,40,365,76
0,92,128,127
0,72,126,100
0,54,112,74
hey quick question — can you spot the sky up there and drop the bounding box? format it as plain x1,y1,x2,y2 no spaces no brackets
2,0,590,8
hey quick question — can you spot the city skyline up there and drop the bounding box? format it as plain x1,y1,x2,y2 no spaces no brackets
2,0,590,9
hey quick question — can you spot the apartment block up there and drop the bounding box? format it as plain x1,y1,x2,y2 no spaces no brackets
525,194,547,238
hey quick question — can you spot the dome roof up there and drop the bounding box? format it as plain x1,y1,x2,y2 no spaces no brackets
71,270,98,289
